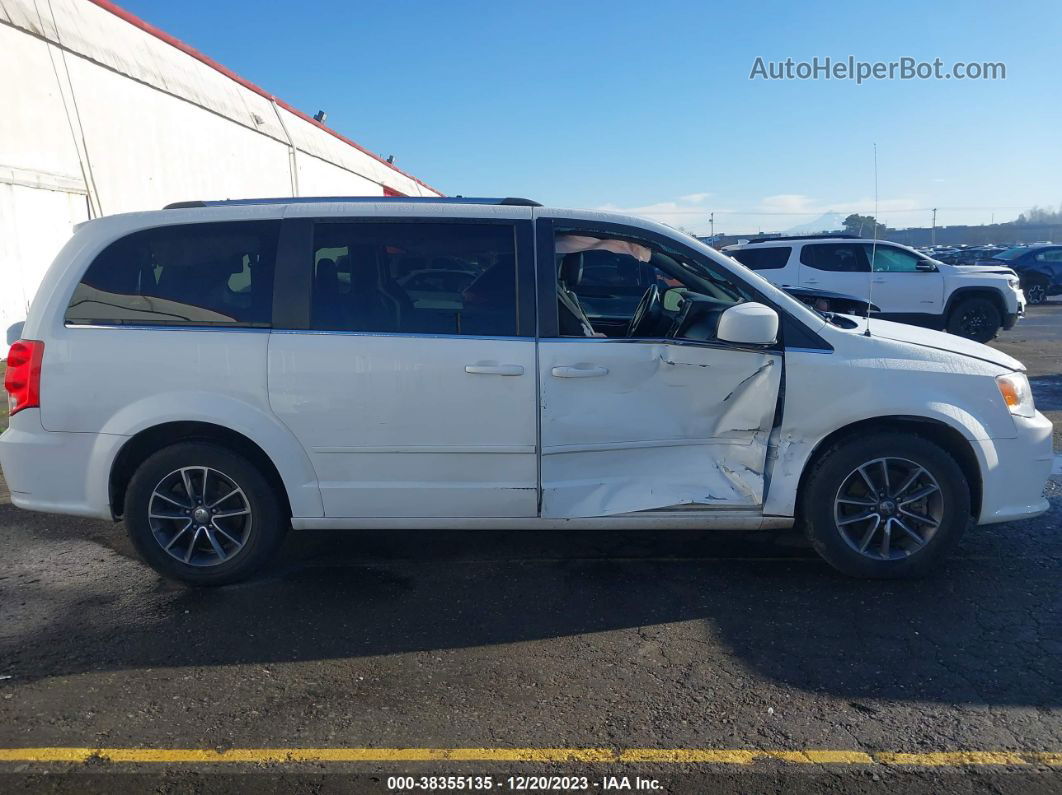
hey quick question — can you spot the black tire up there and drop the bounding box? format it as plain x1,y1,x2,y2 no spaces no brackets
800,432,971,579
946,296,1001,342
1022,278,1048,305
124,442,287,585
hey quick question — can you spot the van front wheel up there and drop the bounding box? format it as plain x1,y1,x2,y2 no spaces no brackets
801,432,971,578
124,442,286,585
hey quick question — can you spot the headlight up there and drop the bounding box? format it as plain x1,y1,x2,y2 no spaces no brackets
1008,277,1020,289
996,372,1035,418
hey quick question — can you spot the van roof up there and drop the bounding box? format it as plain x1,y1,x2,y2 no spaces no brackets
164,197,542,209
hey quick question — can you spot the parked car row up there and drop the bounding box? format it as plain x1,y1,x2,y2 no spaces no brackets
985,244,1062,304
0,197,1051,585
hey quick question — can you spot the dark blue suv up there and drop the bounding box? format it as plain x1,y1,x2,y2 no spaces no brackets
990,244,1062,304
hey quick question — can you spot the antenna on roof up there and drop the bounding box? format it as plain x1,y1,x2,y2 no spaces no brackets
864,142,878,337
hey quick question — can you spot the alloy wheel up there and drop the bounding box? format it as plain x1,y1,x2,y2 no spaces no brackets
148,466,252,567
1025,283,1047,304
833,457,943,561
958,306,990,338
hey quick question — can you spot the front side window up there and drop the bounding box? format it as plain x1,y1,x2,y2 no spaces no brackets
555,229,754,341
866,245,922,272
65,221,279,326
569,249,656,319
1035,248,1062,262
800,243,870,273
729,246,791,271
311,222,519,336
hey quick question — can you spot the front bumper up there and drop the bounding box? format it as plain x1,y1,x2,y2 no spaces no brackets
973,410,1053,525
1002,288,1025,330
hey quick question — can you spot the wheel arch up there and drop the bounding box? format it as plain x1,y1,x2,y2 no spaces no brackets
109,421,304,521
943,286,1007,321
792,415,983,522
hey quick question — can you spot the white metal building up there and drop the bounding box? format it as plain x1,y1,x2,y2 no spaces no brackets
0,0,441,330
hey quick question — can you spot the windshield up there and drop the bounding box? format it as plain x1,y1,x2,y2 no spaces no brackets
994,247,1027,261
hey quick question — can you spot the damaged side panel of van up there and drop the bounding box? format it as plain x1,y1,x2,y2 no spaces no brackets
538,340,783,518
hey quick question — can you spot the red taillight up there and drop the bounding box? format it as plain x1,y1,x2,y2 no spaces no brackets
4,340,44,416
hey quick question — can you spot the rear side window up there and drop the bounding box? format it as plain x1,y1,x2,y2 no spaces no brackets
729,246,791,270
311,222,520,336
800,243,869,273
65,221,279,326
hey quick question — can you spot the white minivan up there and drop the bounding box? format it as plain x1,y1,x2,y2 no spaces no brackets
0,198,1052,584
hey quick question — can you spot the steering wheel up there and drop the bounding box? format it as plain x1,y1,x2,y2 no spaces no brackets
627,284,662,338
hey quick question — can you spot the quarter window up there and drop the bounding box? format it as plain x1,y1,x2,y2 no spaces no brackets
728,246,791,271
310,222,520,336
800,244,870,273
65,221,279,326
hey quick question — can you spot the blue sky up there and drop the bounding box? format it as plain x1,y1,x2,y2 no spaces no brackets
121,0,1062,235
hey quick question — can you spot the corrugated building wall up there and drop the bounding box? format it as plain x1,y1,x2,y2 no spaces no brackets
0,0,441,330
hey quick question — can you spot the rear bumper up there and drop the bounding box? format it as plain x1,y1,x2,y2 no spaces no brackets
0,409,123,520
974,411,1053,525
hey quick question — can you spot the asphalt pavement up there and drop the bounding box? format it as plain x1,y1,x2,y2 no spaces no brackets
0,303,1059,794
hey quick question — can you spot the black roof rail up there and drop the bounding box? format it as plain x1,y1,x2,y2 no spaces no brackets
163,196,541,209
741,233,861,244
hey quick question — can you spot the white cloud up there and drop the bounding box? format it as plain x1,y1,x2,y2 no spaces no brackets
759,194,820,213
595,198,722,232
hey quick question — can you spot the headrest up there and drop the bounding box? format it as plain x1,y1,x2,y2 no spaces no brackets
560,253,583,288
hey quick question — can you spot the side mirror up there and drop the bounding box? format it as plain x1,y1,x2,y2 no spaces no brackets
716,302,778,345
915,260,937,272
6,321,25,346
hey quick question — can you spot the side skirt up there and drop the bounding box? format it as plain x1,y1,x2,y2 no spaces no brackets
291,512,794,531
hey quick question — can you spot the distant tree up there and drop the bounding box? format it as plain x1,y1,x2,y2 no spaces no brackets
842,213,888,238
1015,204,1062,225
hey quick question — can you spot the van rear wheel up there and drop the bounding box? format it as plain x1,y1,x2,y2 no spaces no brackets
801,432,971,578
124,442,286,585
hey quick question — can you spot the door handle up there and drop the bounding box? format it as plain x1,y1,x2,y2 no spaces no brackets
465,364,524,376
871,278,886,284
551,365,609,378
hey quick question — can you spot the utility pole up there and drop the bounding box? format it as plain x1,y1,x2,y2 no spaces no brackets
931,208,938,246
709,212,715,238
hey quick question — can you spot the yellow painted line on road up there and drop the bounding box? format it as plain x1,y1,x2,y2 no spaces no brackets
877,751,1030,766
0,747,1054,766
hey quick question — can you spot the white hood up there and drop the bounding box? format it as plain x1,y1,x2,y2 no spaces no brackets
941,262,1017,277
843,317,1023,370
